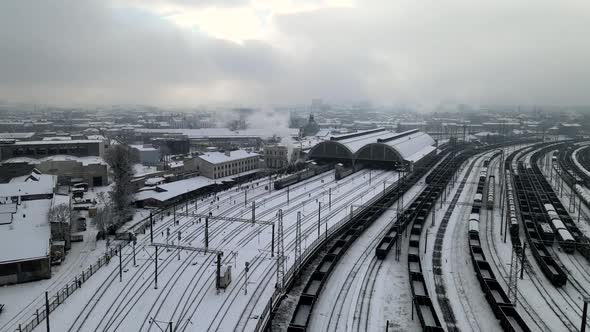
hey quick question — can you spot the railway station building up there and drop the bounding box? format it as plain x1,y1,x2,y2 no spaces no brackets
307,128,436,170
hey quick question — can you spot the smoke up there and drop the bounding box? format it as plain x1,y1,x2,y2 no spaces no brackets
246,107,295,162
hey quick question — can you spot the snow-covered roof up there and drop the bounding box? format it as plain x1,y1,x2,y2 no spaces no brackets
42,136,72,141
133,164,160,177
10,139,103,146
145,177,165,186
130,144,159,152
198,150,259,165
86,135,106,140
135,176,215,203
0,198,51,263
380,131,436,162
311,128,435,163
315,129,331,137
474,131,499,137
0,172,56,197
0,132,35,140
2,155,106,166
330,128,393,154
135,127,299,139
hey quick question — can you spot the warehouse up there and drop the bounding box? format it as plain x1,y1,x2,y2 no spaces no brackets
0,171,57,285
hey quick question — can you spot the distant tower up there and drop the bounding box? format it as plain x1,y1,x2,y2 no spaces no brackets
302,113,320,137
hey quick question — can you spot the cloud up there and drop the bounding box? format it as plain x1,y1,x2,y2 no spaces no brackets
0,0,589,107
0,0,282,105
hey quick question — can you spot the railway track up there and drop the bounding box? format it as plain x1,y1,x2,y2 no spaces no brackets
481,155,551,332
431,153,483,332
97,169,390,332
505,144,590,331
205,171,398,332
322,225,390,332
65,171,337,331
101,170,372,331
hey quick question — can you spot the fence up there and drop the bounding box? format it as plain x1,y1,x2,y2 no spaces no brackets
14,244,126,332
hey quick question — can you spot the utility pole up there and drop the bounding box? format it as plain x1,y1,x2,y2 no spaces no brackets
520,243,527,280
154,246,159,289
271,220,275,258
507,245,521,307
45,291,50,332
277,209,285,292
216,253,222,293
582,298,590,332
318,202,321,238
133,238,137,266
329,188,332,209
244,261,249,295
205,216,209,249
396,219,401,261
150,212,153,243
295,211,302,276
119,245,122,282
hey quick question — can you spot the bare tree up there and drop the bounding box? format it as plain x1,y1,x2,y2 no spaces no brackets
48,203,70,241
104,144,137,227
94,205,114,234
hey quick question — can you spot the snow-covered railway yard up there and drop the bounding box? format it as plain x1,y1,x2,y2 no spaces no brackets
6,142,590,332
19,169,399,332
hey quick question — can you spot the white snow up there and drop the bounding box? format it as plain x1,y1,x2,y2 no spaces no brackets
3,155,106,166
135,177,214,203
0,198,52,262
198,150,259,165
23,169,404,332
1,173,56,197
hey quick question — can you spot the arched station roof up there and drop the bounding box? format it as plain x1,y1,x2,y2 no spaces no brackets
308,128,436,164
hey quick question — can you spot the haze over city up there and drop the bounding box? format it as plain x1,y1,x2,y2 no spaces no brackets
1,0,590,107
2,2,590,332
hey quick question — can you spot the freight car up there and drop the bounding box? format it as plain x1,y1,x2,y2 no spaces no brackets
544,203,576,253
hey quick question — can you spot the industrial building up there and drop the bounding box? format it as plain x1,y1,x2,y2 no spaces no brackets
0,155,109,187
130,144,161,166
0,139,104,161
0,170,57,285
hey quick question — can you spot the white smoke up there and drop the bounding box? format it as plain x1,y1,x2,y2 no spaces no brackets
246,107,295,162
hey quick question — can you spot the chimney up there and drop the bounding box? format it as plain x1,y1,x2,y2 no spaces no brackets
225,150,231,157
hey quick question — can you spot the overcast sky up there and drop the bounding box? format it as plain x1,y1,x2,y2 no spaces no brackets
1,0,589,107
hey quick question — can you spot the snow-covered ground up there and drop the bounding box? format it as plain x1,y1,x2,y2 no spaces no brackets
308,171,426,332
428,152,501,332
0,230,108,331
21,169,399,332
